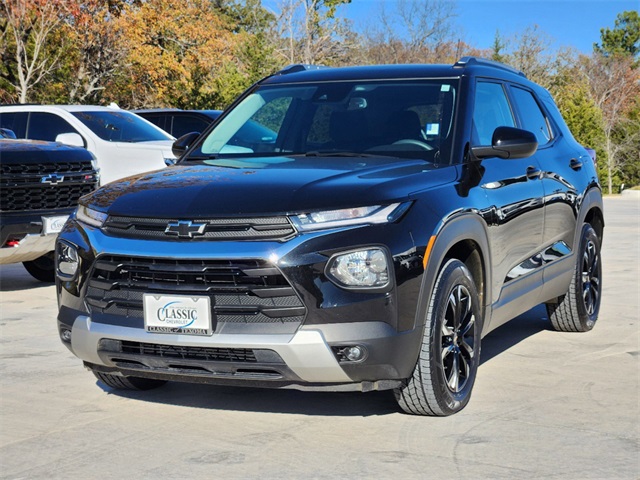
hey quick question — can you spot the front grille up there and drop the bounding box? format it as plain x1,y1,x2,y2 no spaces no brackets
1,161,97,212
86,256,306,329
119,341,258,363
103,215,296,241
1,184,96,211
1,161,95,177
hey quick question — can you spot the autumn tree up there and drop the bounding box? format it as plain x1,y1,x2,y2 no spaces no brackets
273,0,354,65
361,0,460,64
1,0,64,103
58,0,128,103
113,0,236,109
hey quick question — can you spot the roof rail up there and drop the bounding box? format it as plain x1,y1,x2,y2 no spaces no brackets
454,56,526,77
277,64,327,75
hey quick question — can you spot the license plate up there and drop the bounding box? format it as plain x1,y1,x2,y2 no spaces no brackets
143,294,213,336
43,215,69,235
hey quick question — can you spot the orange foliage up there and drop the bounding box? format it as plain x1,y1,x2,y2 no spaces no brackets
116,0,235,108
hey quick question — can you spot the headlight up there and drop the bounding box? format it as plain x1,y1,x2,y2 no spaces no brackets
56,241,79,279
76,205,107,228
290,202,410,232
327,248,390,288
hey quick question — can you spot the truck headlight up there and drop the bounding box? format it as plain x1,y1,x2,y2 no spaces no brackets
76,205,107,228
327,248,390,288
290,203,410,232
56,241,79,279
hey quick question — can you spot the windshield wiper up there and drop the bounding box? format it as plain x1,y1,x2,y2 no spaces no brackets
303,151,383,158
182,154,219,161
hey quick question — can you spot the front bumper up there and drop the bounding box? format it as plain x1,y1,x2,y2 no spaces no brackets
57,218,426,389
0,232,57,264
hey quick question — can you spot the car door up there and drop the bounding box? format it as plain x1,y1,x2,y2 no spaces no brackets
508,84,590,298
471,80,546,327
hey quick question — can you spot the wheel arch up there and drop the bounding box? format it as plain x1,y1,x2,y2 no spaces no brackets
414,212,492,335
576,187,605,248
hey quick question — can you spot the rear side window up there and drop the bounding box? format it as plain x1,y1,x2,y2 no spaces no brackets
510,87,553,145
0,112,28,138
171,115,211,138
72,110,172,142
473,81,515,145
27,112,78,142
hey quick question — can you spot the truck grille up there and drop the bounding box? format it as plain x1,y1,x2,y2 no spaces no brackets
103,215,296,241
86,256,306,330
1,161,97,212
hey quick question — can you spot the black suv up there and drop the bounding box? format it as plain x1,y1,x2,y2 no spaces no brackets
1,138,99,281
56,58,603,416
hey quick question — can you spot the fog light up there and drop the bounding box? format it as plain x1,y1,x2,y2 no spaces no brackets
333,345,368,362
60,328,72,343
56,241,79,279
327,248,389,288
345,346,365,361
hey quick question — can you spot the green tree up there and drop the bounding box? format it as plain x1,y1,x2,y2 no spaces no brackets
594,10,640,59
490,30,506,63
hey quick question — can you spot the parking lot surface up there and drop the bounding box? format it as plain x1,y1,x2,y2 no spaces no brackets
1,196,638,480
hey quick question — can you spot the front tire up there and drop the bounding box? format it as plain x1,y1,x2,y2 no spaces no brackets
92,370,167,391
395,259,482,416
546,223,602,332
23,253,55,282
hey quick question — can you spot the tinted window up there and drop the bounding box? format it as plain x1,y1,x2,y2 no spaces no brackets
0,112,28,138
171,115,211,138
141,114,165,130
196,80,458,163
473,82,515,145
72,111,172,142
27,112,78,142
511,87,552,145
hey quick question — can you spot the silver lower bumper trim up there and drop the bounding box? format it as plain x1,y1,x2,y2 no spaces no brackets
69,315,352,383
0,233,56,264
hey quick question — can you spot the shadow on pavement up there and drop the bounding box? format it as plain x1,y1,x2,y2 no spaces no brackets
480,304,550,365
0,264,54,292
99,306,550,416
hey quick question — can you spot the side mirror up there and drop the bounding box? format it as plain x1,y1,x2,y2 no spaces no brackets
172,131,200,158
0,128,17,139
471,126,538,160
55,132,85,148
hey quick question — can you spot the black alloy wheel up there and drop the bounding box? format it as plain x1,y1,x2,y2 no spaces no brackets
441,284,476,393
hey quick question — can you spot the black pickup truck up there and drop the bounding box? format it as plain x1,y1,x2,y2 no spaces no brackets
0,138,99,281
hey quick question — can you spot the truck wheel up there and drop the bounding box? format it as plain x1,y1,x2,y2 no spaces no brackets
92,370,167,391
546,223,601,332
395,259,482,416
23,253,55,282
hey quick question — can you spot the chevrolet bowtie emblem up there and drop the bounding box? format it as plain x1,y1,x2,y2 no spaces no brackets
164,220,207,238
41,174,64,184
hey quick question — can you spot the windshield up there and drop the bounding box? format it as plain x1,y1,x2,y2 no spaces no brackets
190,79,458,163
72,111,173,142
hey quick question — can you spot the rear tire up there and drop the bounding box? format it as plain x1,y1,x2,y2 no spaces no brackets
546,224,601,332
395,259,482,416
92,370,167,391
23,253,56,282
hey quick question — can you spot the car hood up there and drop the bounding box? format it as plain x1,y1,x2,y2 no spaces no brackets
83,156,456,217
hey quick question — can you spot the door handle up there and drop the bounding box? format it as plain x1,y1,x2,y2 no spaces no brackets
570,158,582,170
526,166,541,180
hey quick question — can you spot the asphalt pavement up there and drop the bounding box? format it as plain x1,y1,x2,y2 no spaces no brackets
0,195,638,479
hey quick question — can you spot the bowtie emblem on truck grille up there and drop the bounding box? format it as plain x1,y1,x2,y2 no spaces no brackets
164,220,207,238
41,174,64,184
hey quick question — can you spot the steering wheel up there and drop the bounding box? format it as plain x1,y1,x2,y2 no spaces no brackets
392,139,434,151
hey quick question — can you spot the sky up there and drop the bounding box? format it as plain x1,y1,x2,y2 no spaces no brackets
265,0,638,54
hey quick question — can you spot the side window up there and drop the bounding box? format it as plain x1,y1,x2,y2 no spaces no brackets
511,87,553,145
0,112,28,138
473,81,515,145
171,115,210,138
27,112,79,142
